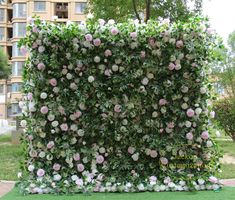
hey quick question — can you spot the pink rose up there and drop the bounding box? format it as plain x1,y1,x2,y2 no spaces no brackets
164,177,171,184
53,163,61,171
114,104,121,113
76,178,84,187
85,34,93,42
60,123,68,131
168,62,175,70
27,92,33,100
32,26,39,33
47,141,55,149
201,131,209,140
40,106,48,114
77,163,85,172
186,108,195,117
73,153,80,161
37,63,45,70
49,78,57,86
98,19,105,26
130,32,137,39
208,176,218,183
149,176,157,182
159,99,167,106
167,122,174,129
104,49,112,57
160,157,168,165
150,150,158,158
96,155,104,164
128,146,135,154
74,110,82,118
149,38,155,47
176,40,184,48
93,38,101,46
110,27,119,35
37,169,45,177
186,132,193,140
20,46,27,56
104,69,112,76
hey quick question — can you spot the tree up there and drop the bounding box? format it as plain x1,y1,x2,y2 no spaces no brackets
88,0,203,23
0,48,10,79
213,31,235,141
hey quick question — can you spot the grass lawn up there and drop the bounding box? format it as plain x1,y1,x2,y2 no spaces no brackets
1,187,235,200
216,140,235,157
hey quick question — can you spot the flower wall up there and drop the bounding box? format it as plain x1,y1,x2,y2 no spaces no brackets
19,16,221,194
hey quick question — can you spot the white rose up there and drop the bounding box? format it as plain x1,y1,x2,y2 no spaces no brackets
137,183,145,191
147,73,154,79
88,76,95,83
195,108,202,115
185,121,192,128
40,92,47,99
39,151,46,158
215,130,221,137
54,174,61,181
94,56,101,63
52,121,59,127
161,107,166,114
112,64,119,72
20,120,27,127
132,153,139,161
181,86,188,93
142,77,149,85
198,179,205,185
200,87,207,94
66,73,73,80
99,147,106,154
168,182,176,188
28,165,35,172
206,141,213,148
181,103,188,110
152,111,158,118
70,124,78,131
71,175,78,181
28,102,36,112
19,101,24,108
47,114,55,121
77,129,84,136
53,87,59,93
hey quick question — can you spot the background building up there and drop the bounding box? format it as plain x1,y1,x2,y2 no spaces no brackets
0,0,87,122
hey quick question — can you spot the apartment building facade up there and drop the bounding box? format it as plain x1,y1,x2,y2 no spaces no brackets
0,0,87,120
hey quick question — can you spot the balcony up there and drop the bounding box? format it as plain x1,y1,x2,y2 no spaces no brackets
55,3,68,19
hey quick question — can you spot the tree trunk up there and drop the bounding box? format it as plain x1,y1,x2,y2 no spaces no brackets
144,0,151,22
232,134,235,142
132,0,141,23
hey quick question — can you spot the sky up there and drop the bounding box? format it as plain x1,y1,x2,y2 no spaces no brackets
203,0,235,44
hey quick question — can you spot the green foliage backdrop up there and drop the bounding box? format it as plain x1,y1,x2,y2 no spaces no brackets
19,16,221,194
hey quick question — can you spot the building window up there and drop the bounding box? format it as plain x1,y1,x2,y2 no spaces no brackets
13,3,27,18
55,3,68,19
0,9,4,21
13,23,26,37
7,103,22,117
75,2,87,14
0,27,4,41
12,42,23,57
12,62,24,76
0,85,4,94
34,1,46,12
11,83,22,92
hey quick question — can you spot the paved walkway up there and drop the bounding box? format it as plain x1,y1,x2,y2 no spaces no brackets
0,181,15,198
0,179,235,198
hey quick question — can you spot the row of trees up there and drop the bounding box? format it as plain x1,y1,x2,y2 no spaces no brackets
0,48,10,79
88,0,203,22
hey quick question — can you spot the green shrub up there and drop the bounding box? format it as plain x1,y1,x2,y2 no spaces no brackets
214,99,235,141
